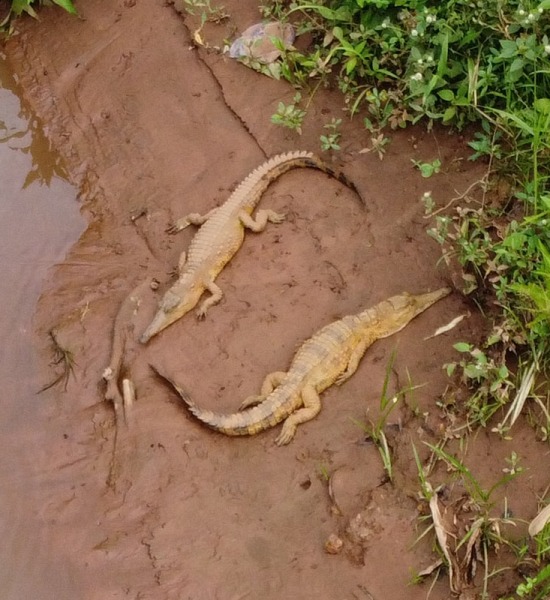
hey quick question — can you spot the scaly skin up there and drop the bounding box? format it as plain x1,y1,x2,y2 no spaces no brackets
152,288,451,445
140,151,361,343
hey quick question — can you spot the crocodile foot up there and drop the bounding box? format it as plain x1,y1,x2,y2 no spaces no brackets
239,394,265,411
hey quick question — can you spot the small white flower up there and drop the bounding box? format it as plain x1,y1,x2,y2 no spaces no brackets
411,72,423,82
426,54,434,63
518,8,526,16
411,29,419,37
541,219,548,225
417,58,424,65
426,14,437,24
545,44,550,54
423,191,432,199
528,12,536,21
538,7,544,13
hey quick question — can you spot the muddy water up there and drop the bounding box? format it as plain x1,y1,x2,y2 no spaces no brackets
0,54,84,598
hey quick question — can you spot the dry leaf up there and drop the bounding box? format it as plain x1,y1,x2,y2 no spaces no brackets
529,503,550,537
429,494,460,594
424,313,468,340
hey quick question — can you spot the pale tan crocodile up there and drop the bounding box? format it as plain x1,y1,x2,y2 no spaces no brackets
152,288,451,445
140,151,361,343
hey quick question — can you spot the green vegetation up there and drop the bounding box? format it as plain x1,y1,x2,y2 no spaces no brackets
2,0,76,31
270,91,307,132
352,350,422,482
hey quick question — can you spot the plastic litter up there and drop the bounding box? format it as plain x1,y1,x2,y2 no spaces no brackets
229,22,295,64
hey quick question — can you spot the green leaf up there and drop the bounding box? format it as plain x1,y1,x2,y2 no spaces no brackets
499,39,518,59
346,56,357,74
11,0,38,17
436,33,449,79
438,89,455,102
464,364,482,379
442,106,456,122
508,57,525,82
52,0,77,14
454,342,472,353
534,98,550,114
445,362,457,377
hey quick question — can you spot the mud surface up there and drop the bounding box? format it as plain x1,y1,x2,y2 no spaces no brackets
3,1,548,598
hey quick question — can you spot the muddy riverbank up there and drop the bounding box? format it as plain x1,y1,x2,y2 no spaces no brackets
3,1,548,598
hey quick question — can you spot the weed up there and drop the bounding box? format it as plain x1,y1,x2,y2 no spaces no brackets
428,443,522,508
182,0,227,23
413,444,523,597
38,329,76,393
2,0,76,31
352,350,422,482
445,342,513,428
270,92,306,134
319,117,342,151
513,564,550,600
412,158,441,178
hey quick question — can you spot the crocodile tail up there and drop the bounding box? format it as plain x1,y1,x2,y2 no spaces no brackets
301,155,363,205
151,364,204,416
230,150,363,209
151,365,278,436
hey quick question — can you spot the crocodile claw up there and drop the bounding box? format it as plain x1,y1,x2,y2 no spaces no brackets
275,425,295,446
166,219,190,234
270,212,286,224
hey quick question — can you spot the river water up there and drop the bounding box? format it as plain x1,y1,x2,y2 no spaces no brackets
0,52,85,598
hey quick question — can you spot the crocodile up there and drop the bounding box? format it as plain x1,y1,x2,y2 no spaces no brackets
140,150,361,343
152,288,451,445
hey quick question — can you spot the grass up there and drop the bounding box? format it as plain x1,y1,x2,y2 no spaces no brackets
352,350,423,482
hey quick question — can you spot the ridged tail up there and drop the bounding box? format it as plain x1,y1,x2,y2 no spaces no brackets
230,150,363,208
151,365,286,436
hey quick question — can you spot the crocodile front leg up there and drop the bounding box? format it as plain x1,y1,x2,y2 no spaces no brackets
238,209,286,232
196,278,223,319
276,385,321,446
167,207,219,234
335,338,371,386
239,371,288,410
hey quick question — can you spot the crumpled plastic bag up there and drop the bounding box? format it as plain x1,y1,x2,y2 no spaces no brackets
229,22,295,64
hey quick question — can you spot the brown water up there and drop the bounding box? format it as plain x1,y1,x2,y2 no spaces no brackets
0,53,85,598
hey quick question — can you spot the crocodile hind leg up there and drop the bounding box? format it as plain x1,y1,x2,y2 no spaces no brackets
275,385,321,446
167,207,219,234
239,371,288,410
238,209,286,232
196,278,223,319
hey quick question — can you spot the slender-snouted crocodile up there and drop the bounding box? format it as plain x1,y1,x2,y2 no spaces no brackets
140,151,361,343
152,288,451,445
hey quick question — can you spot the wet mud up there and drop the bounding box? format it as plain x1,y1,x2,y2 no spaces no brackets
2,1,548,598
